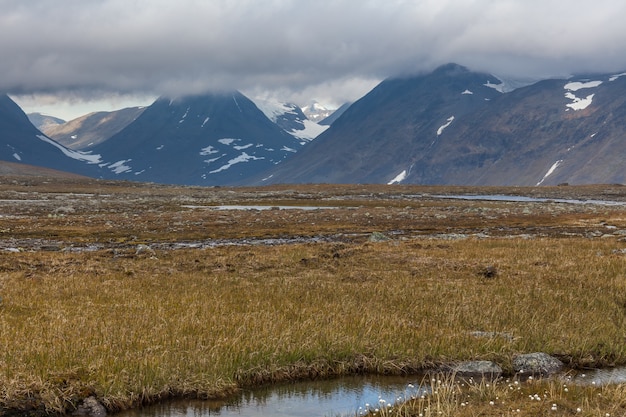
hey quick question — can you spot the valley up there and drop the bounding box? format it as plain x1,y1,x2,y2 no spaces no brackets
2,177,626,416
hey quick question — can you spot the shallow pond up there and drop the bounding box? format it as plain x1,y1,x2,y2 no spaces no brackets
115,375,426,417
114,367,626,417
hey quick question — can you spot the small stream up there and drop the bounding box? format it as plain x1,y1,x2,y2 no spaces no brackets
114,368,626,417
115,375,427,417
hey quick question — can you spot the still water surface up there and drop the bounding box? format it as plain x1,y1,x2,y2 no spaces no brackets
115,375,426,417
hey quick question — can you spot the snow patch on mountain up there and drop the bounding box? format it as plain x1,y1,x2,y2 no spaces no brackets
253,99,296,123
388,170,407,185
36,134,102,164
564,81,602,111
289,119,329,141
200,145,219,156
13,153,21,161
461,89,473,95
218,138,238,146
209,152,264,174
564,80,603,91
437,116,455,136
107,159,133,174
537,159,563,185
609,73,626,82
565,93,595,111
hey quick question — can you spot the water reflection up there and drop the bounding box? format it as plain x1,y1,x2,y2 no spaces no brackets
432,194,626,206
115,375,425,417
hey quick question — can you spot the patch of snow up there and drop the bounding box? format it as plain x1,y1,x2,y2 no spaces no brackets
200,145,219,156
12,153,21,161
156,145,164,150
201,117,210,127
209,152,264,173
289,119,329,140
609,73,626,82
251,98,296,122
261,174,274,182
281,146,297,153
234,143,254,150
71,135,77,139
218,138,238,146
203,155,224,164
484,80,504,92
564,80,603,91
461,89,473,95
591,133,597,138
536,160,563,186
179,106,190,123
565,92,594,111
484,76,534,93
232,95,242,112
108,160,133,174
437,116,455,136
563,81,600,111
388,170,407,185
36,135,102,164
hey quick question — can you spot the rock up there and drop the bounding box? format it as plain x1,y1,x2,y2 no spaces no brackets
135,244,156,256
73,396,106,417
512,352,563,376
368,232,390,242
451,360,502,379
478,265,497,278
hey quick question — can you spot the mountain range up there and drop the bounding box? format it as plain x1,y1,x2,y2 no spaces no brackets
4,63,626,186
260,64,626,186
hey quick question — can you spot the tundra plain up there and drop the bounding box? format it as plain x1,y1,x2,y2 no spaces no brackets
2,177,626,416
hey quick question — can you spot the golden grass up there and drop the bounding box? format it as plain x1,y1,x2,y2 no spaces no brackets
368,374,626,417
2,237,626,415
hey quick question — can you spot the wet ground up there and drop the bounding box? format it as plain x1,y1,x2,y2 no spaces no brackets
1,177,626,252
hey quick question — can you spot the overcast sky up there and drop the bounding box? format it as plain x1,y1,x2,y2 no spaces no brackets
4,0,626,119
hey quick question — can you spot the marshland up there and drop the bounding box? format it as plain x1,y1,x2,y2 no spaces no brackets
2,177,626,416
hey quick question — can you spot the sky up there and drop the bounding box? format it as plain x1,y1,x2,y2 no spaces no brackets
4,0,626,120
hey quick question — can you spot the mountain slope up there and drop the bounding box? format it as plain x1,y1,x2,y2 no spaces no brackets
43,107,145,150
0,94,102,176
27,113,65,131
260,63,503,184
259,65,626,186
90,92,306,185
252,99,328,141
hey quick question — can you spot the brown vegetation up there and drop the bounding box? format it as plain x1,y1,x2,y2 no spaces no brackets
1,176,626,416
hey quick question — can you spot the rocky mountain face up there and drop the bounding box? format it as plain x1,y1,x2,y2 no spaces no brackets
89,92,308,185
260,64,626,186
0,94,102,176
41,107,145,150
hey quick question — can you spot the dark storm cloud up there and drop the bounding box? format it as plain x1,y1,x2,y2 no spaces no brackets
3,0,626,106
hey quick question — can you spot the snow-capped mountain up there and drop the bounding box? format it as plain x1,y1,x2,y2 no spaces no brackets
0,94,103,176
252,98,328,141
302,101,335,123
88,91,308,185
259,64,626,186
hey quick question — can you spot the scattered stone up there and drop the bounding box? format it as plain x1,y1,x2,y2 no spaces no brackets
450,361,502,379
368,232,390,242
478,265,497,278
512,352,563,376
135,244,156,256
73,396,106,417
